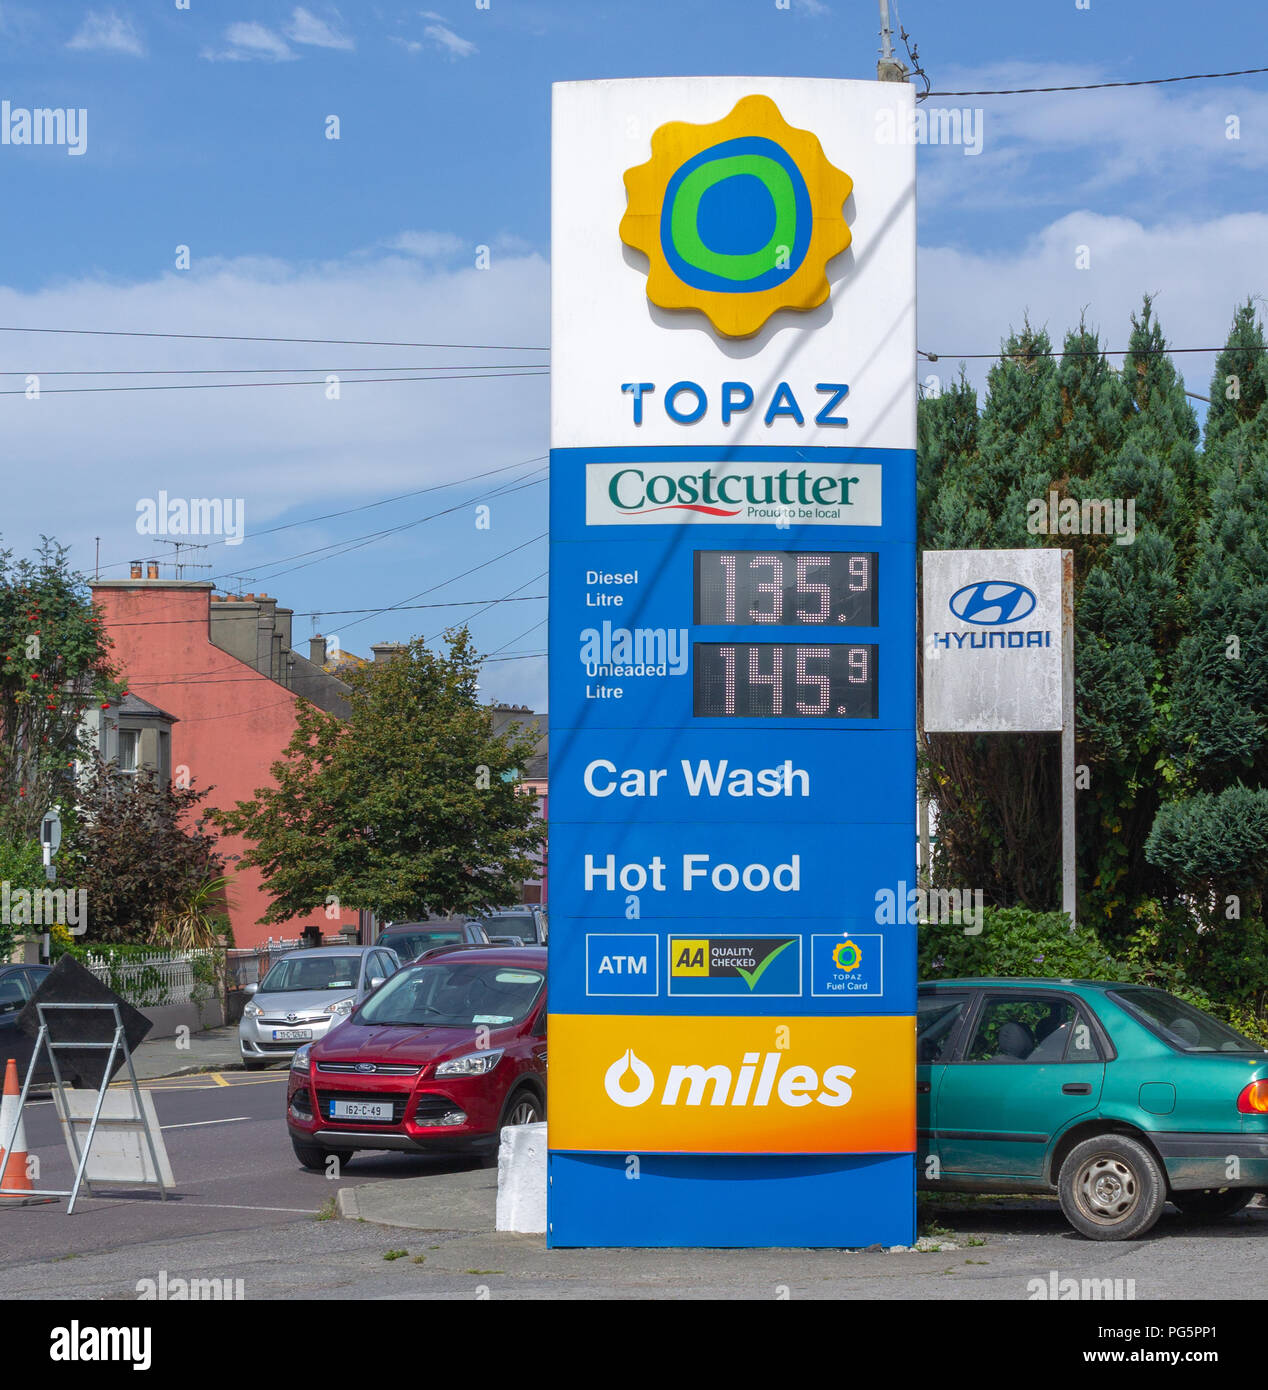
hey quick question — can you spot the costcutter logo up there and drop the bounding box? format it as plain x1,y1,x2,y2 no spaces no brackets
619,94,853,339
948,581,1037,625
584,460,882,527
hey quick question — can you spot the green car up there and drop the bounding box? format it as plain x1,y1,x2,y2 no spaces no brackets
917,978,1268,1240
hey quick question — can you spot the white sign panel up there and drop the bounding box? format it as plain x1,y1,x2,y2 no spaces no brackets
551,77,917,453
923,549,1067,732
53,1085,174,1188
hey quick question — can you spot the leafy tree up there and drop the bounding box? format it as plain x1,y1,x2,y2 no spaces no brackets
214,630,544,924
64,757,224,944
0,538,122,841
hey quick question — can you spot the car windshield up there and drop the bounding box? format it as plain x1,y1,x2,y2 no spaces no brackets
380,930,463,960
356,961,544,1028
259,956,361,992
477,916,536,943
1109,987,1265,1053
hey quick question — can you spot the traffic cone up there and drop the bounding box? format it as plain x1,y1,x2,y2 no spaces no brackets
0,1057,55,1205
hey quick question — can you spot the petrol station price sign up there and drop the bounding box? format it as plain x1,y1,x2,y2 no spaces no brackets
548,77,917,1248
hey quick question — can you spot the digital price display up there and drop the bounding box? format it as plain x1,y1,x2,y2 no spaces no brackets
694,551,877,628
694,642,879,720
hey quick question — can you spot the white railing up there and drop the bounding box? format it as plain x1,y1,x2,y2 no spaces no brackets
81,948,215,1007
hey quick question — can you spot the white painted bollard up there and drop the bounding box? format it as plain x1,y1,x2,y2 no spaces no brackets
495,1121,547,1233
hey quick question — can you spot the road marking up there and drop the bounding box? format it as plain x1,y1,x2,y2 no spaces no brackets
211,1072,230,1087
161,1117,251,1130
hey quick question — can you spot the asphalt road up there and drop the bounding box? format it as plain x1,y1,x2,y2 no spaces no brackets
3,1068,486,1266
4,1073,1267,1300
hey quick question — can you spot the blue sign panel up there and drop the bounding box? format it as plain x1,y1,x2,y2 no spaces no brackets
549,77,917,1248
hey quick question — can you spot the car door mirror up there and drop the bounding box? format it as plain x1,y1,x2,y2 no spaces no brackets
369,977,384,990
243,982,258,997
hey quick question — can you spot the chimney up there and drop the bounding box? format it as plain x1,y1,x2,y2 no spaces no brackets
371,642,407,665
146,562,159,579
130,562,143,579
309,635,327,665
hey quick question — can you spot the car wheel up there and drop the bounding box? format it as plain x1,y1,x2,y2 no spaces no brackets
242,1059,269,1071
501,1087,544,1129
1171,1187,1256,1221
1058,1134,1167,1240
291,1138,342,1171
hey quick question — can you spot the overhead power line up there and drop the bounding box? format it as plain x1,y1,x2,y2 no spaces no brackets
0,325,549,351
108,453,546,573
0,368,547,397
0,363,546,376
926,65,1268,97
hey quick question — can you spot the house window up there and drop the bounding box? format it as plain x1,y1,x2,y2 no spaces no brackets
117,728,140,775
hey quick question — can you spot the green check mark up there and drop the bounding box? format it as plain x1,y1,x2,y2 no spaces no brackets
734,939,796,991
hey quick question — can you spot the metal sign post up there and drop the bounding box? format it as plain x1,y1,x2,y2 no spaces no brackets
0,1002,171,1213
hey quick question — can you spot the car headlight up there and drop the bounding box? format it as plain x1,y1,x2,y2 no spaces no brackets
291,1044,312,1071
244,1002,263,1017
324,997,355,1017
435,1048,504,1077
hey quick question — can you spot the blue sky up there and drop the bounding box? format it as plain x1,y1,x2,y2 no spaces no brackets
3,0,1267,708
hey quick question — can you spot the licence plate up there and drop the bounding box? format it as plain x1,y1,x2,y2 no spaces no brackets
330,1100,393,1122
272,1029,312,1042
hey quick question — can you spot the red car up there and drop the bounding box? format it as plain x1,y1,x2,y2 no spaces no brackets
286,946,547,1168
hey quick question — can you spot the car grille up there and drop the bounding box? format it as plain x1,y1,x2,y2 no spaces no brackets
258,1041,306,1052
316,1090,409,1123
316,1062,419,1076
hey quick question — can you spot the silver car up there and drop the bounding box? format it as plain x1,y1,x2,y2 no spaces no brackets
238,945,400,1069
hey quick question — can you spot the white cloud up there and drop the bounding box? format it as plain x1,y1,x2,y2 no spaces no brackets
913,62,1268,216
422,21,476,59
202,21,295,63
286,5,353,51
0,243,548,642
919,209,1268,402
384,230,465,259
67,8,145,57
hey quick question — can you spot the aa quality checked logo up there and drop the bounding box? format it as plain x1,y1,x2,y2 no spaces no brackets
619,94,853,338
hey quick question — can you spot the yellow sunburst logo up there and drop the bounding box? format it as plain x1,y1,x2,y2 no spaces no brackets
619,94,853,340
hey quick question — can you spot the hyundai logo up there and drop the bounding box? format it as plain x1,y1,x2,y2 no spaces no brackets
355,1063,376,1074
949,581,1037,626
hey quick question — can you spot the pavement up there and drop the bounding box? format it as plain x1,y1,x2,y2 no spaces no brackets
128,1024,245,1081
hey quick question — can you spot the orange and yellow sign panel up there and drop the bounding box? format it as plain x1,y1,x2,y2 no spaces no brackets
549,1014,914,1154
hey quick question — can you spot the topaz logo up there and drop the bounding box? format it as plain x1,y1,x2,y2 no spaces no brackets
619,93,853,339
948,581,1037,626
604,1049,656,1107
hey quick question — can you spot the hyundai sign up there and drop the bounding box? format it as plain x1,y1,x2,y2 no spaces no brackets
923,549,1066,733
549,77,917,1247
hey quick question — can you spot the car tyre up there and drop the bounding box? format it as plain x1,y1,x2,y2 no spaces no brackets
1058,1134,1167,1240
1170,1187,1256,1221
500,1086,545,1130
241,1058,269,1071
291,1137,342,1171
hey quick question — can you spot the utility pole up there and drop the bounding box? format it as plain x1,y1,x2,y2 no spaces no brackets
878,0,909,83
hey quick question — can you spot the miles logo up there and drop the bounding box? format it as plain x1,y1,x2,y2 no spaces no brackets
603,1048,854,1108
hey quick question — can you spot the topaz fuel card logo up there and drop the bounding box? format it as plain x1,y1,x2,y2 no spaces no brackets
669,934,801,997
